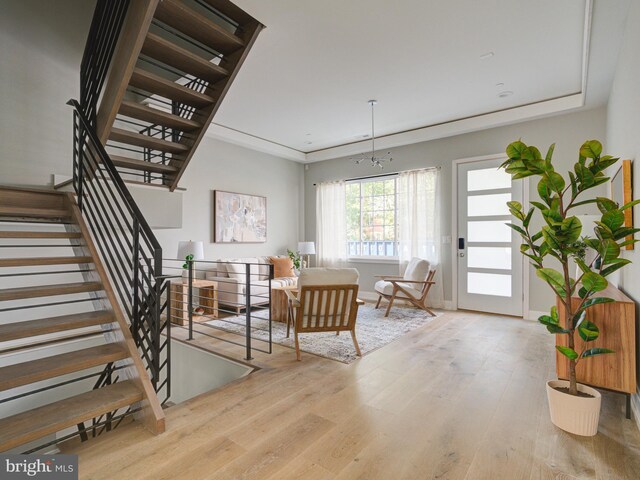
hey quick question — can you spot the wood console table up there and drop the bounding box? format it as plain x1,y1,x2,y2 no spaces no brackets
170,279,218,326
556,284,636,418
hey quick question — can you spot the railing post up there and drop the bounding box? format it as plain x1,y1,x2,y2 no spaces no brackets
131,219,140,343
188,259,194,341
77,114,85,212
268,263,273,354
245,263,253,360
153,278,162,391
165,279,171,403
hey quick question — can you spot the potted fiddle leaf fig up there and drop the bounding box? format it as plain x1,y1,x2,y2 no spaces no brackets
500,139,638,436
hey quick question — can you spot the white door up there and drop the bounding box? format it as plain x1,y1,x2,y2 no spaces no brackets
456,157,523,316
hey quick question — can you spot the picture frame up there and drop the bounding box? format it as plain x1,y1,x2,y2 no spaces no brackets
610,159,634,250
213,190,267,243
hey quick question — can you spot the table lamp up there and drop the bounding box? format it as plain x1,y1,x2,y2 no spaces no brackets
298,241,316,268
177,240,204,262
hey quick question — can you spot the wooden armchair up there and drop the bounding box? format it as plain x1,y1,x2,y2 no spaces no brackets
285,267,363,361
374,257,436,317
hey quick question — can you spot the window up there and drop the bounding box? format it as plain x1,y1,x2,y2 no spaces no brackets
346,177,398,258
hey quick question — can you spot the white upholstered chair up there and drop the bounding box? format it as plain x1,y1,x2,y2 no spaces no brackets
374,257,436,317
286,268,363,361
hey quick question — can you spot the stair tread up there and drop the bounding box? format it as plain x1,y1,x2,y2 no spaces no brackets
0,343,129,392
0,231,82,239
143,32,229,83
119,100,200,131
109,128,189,154
154,0,245,54
129,68,215,108
0,380,142,451
0,206,70,219
0,256,93,268
111,155,180,174
0,310,114,342
0,282,102,301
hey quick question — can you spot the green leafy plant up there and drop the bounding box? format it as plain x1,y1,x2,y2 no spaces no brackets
500,139,639,396
182,254,194,270
287,249,301,270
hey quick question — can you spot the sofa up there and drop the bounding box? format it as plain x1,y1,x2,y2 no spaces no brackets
204,256,297,314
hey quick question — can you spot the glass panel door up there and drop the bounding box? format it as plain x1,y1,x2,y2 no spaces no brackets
456,159,523,316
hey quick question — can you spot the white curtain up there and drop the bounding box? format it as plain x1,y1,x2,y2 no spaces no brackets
397,168,444,308
316,180,347,267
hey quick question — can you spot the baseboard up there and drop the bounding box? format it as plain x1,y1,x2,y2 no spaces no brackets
526,310,546,321
359,290,454,310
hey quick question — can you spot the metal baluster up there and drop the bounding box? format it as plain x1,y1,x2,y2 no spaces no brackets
245,263,252,360
188,259,194,341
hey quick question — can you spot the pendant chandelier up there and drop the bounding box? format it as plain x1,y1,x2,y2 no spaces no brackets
352,100,393,169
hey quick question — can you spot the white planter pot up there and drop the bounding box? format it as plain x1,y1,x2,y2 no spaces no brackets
546,380,601,436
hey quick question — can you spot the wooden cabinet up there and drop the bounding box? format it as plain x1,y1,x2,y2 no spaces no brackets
170,279,218,326
556,284,636,394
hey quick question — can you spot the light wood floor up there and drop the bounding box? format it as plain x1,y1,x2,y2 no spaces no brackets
68,310,640,479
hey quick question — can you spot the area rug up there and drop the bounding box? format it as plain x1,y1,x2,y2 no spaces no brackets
205,304,441,363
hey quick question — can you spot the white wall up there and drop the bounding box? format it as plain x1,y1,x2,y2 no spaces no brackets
304,107,607,312
605,0,640,426
152,135,305,265
0,0,95,186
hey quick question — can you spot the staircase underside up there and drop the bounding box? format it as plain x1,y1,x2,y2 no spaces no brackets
97,0,264,191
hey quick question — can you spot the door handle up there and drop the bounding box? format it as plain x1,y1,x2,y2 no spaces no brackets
458,237,465,250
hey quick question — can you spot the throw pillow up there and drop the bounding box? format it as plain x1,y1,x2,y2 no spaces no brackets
268,256,294,278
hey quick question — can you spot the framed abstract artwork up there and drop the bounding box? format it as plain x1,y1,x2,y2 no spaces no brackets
213,190,267,243
610,159,634,250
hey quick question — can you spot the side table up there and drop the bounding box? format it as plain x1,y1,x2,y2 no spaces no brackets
170,279,218,326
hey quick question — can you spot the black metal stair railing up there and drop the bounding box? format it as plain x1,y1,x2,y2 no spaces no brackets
69,99,171,405
70,0,170,418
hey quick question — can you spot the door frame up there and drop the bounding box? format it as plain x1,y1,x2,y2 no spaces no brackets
451,153,530,316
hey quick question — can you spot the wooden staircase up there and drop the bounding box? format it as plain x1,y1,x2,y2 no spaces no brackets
0,186,164,452
96,0,264,191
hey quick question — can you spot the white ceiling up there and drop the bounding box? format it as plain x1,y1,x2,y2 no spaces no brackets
209,0,630,162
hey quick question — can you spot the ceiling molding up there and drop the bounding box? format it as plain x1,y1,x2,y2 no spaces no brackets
204,123,306,162
305,93,585,162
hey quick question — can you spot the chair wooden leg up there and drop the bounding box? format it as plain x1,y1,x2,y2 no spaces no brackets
294,332,301,361
384,292,397,317
350,329,361,356
375,295,382,309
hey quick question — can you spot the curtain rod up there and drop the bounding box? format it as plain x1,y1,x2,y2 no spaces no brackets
312,166,441,186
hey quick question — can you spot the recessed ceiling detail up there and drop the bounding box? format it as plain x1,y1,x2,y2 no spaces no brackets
202,0,626,163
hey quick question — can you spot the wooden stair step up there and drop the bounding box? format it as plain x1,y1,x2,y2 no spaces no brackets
0,282,102,301
154,0,245,54
119,100,200,132
142,32,229,83
0,206,70,220
0,231,82,239
109,128,189,154
0,257,93,268
129,68,215,108
0,310,114,342
0,343,129,392
0,380,142,451
111,155,180,174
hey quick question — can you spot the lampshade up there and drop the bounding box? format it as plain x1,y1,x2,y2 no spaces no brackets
177,241,204,261
298,241,316,255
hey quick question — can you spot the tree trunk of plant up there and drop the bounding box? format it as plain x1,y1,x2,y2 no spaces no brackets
563,260,579,396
